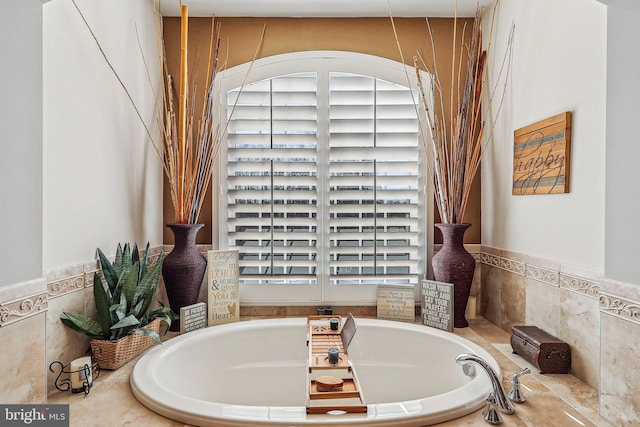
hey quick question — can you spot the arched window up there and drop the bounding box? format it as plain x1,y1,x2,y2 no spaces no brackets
218,51,430,304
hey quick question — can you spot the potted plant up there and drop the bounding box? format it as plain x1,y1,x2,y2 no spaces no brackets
61,242,174,369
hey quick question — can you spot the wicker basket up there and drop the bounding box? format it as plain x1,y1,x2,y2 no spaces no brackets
90,318,161,370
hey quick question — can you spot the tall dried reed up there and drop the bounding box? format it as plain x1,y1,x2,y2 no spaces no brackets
390,1,514,224
71,1,264,225
148,4,263,224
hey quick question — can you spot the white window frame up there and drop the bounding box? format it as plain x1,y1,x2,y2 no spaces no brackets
216,51,433,305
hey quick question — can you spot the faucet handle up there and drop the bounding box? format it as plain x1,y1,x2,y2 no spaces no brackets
513,367,531,381
482,393,503,425
508,368,531,403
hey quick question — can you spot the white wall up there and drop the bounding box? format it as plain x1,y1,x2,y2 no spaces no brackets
482,0,607,271
43,0,164,268
604,0,640,283
0,0,43,286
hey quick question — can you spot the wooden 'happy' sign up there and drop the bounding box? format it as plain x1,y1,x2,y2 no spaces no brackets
513,112,571,195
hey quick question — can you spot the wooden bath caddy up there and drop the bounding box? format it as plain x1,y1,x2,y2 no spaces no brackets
306,314,366,414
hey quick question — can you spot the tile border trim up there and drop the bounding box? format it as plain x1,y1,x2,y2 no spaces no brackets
560,274,601,298
599,291,640,325
44,246,165,300
478,249,601,299
0,291,48,327
526,265,559,287
47,273,85,299
479,252,526,276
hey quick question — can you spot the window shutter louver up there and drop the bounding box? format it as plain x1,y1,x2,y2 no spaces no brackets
227,73,318,284
328,73,421,286
224,64,423,295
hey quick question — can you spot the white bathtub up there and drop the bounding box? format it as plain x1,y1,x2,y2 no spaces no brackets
131,317,497,426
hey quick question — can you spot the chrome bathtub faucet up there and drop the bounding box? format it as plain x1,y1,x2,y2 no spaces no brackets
456,353,516,424
482,393,504,425
508,368,531,403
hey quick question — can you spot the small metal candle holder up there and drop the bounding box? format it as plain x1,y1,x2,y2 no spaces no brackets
49,356,100,395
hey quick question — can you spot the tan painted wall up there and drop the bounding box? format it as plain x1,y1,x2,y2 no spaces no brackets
162,17,481,244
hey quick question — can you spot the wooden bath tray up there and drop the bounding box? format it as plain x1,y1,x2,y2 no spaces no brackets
309,377,360,399
306,314,366,414
307,314,359,370
307,315,344,335
306,370,366,414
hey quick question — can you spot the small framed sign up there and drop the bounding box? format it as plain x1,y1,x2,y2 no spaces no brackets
421,280,454,331
377,284,415,322
207,250,239,326
180,302,207,334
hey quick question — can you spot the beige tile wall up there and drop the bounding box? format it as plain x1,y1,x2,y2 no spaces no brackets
599,279,640,426
43,247,166,394
480,245,640,426
480,246,602,389
0,278,48,404
44,261,99,394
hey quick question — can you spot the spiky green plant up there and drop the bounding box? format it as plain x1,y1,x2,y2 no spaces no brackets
61,243,174,344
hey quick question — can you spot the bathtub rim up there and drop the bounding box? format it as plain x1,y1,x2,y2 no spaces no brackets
131,317,498,427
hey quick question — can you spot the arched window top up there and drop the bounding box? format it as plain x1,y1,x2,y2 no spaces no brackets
219,50,427,91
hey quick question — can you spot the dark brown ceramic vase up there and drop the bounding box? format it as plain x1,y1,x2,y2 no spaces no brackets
162,223,207,331
432,223,475,328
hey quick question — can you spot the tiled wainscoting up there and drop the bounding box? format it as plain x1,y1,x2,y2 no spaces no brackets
0,246,165,403
479,246,603,389
1,245,639,425
0,277,48,404
43,248,166,395
598,279,640,426
480,245,640,426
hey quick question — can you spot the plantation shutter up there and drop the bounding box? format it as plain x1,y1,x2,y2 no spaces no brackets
226,73,318,284
225,67,422,291
328,73,421,285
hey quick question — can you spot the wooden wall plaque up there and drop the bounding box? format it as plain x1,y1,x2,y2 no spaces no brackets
377,285,415,322
513,112,572,195
207,250,239,326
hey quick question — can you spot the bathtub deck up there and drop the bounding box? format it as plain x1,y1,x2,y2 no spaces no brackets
48,315,615,427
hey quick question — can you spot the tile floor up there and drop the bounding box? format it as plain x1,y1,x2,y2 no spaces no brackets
48,316,615,427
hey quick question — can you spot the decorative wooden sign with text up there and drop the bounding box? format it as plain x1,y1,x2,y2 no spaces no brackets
513,112,572,195
377,284,415,322
180,302,207,334
207,250,239,326
421,280,453,332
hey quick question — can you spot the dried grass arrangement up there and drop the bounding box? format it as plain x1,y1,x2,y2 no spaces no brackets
390,0,514,224
159,5,226,224
155,6,265,224
71,1,264,225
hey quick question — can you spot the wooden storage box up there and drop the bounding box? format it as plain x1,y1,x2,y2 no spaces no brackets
511,325,571,374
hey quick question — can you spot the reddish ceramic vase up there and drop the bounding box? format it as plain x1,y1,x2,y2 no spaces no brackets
432,223,475,328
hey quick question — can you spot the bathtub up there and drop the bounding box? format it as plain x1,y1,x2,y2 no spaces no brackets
131,317,497,426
